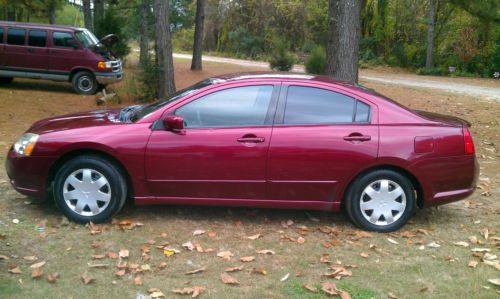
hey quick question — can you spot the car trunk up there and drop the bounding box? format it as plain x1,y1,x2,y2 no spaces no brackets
413,110,471,127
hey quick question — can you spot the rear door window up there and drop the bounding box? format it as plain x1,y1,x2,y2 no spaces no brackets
28,30,47,47
53,32,77,48
7,28,26,45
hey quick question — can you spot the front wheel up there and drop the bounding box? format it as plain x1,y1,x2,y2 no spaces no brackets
345,170,416,232
72,71,98,95
53,155,127,223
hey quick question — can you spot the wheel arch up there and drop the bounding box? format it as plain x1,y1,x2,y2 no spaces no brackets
46,148,134,201
342,164,425,209
69,68,95,82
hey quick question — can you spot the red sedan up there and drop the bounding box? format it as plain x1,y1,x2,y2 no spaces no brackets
5,73,478,232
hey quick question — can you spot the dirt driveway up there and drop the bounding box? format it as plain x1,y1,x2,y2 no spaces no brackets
0,59,498,299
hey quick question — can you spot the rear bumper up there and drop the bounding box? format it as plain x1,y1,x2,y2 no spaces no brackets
95,71,123,85
5,150,56,200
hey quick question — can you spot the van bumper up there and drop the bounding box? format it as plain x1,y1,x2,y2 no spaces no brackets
95,71,123,85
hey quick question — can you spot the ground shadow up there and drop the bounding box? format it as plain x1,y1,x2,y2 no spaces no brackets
0,79,74,94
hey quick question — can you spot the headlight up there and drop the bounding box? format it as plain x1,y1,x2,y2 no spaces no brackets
13,133,39,156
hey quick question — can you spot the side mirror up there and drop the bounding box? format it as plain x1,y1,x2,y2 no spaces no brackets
163,115,184,131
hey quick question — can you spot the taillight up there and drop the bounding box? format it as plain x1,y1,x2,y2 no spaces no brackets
463,127,474,155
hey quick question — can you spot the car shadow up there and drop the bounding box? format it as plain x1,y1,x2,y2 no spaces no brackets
0,79,75,94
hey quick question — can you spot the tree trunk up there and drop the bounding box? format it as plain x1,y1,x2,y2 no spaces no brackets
94,0,105,36
48,5,56,24
425,0,436,70
82,0,93,31
139,0,150,66
191,0,206,70
154,0,176,98
326,0,362,83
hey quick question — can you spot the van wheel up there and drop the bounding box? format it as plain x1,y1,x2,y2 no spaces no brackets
0,77,13,84
53,155,127,223
72,71,98,95
345,170,416,232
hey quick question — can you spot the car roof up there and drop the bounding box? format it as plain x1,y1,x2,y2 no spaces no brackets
0,21,84,32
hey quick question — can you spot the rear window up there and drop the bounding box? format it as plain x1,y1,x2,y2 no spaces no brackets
29,30,47,47
7,28,25,45
53,31,76,48
0,27,4,43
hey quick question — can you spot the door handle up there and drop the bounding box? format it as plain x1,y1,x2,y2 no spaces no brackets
343,134,371,142
27,48,34,53
237,134,265,143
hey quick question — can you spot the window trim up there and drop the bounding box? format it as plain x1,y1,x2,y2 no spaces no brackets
52,31,78,48
0,27,4,44
6,27,26,46
28,30,48,47
159,84,281,130
274,84,372,126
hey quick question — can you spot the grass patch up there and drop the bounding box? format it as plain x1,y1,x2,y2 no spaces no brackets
283,278,377,299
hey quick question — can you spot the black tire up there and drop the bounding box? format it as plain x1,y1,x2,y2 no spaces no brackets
345,170,416,232
0,77,13,84
53,155,127,223
71,71,98,95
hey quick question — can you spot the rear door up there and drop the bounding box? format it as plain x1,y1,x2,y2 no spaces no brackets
267,83,379,203
4,27,27,70
25,29,49,72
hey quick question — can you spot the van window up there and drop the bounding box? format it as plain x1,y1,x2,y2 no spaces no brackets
29,30,47,47
7,28,26,45
53,32,77,48
0,27,4,43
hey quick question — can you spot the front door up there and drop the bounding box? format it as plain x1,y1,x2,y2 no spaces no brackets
145,84,279,200
267,84,379,202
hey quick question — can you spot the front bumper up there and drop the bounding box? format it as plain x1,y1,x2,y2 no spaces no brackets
5,150,56,200
95,71,123,85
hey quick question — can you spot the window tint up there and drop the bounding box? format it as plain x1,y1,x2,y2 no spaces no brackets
355,101,370,122
284,86,356,124
0,27,4,43
29,30,47,47
7,28,25,45
175,85,273,128
53,32,76,48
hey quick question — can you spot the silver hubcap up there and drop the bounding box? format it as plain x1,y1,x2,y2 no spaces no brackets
360,179,406,226
63,169,111,217
78,76,93,92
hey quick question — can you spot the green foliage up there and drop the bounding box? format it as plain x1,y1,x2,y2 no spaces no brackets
95,7,131,59
269,38,296,71
305,46,326,75
283,279,377,299
134,57,160,102
173,28,195,52
416,67,448,76
227,26,265,59
55,4,83,27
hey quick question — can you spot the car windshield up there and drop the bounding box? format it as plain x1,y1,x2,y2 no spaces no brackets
75,30,99,48
130,79,216,122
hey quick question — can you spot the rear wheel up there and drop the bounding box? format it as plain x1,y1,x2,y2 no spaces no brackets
0,77,13,84
345,170,416,232
53,155,127,223
72,71,98,95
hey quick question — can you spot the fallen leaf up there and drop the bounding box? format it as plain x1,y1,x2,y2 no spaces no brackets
427,242,441,248
150,291,166,298
321,281,339,296
354,231,373,239
108,251,118,259
387,238,399,245
246,234,262,240
483,260,500,271
207,231,217,238
119,249,129,258
193,230,205,236
163,248,180,257
91,254,106,260
87,222,101,235
483,253,497,261
471,248,490,252
388,292,399,299
324,266,352,280
186,266,206,275
240,256,255,262
158,262,167,269
454,241,469,247
257,249,275,255
469,236,479,244
487,278,500,286
297,237,305,244
280,273,290,282
12,219,19,224
87,262,109,268
23,256,37,261
360,252,369,258
302,284,318,293
225,265,244,272
141,264,151,271
134,276,143,285
30,261,46,269
81,274,94,285
8,265,21,274
217,251,234,261
46,273,59,283
172,286,206,298
31,267,43,279
220,272,239,284
0,255,9,260
252,268,267,275
468,260,478,268
115,269,126,277
182,241,195,251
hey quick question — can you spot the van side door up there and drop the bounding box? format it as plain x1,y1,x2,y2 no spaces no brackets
25,29,49,74
4,27,27,70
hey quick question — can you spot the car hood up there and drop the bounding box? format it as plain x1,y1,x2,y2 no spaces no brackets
28,109,122,134
413,110,471,127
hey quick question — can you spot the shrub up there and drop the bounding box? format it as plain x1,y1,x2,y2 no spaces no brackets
305,46,326,75
269,38,296,71
416,67,447,76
